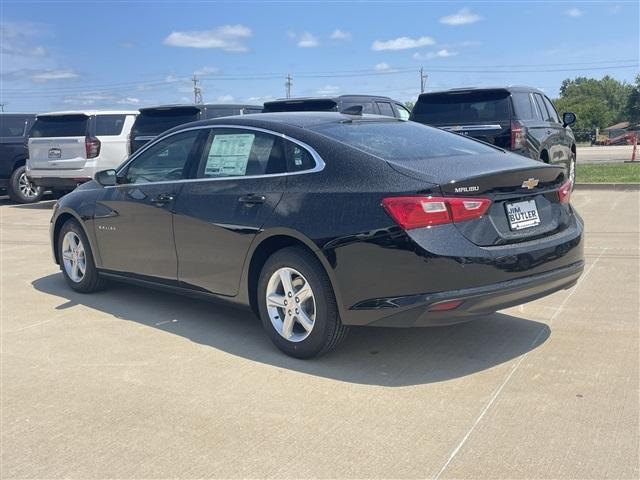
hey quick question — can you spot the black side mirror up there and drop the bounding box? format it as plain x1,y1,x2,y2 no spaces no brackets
562,112,576,127
95,169,117,186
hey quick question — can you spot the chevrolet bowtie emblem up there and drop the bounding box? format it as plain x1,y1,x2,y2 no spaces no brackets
521,178,539,189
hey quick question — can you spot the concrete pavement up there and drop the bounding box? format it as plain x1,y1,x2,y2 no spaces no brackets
1,191,638,479
577,144,636,163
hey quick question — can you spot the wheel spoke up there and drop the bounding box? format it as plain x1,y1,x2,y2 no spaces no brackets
71,261,80,281
279,268,294,294
267,294,287,309
281,315,295,339
296,309,314,332
62,251,74,261
296,283,312,304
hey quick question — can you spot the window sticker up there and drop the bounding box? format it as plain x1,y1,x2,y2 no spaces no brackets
205,133,255,177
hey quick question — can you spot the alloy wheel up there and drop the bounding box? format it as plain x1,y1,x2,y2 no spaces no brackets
18,172,39,200
61,231,87,283
265,267,316,342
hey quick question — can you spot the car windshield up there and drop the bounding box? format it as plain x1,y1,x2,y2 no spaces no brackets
30,115,88,138
412,90,511,125
133,109,200,136
312,120,499,161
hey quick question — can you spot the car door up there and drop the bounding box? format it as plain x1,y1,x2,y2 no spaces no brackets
93,129,203,280
172,126,287,296
533,93,566,165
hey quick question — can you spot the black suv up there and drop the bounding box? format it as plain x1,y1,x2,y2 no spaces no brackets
130,104,262,153
0,113,43,203
410,87,577,185
263,95,411,120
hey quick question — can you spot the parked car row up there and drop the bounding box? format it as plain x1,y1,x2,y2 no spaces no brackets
1,87,576,205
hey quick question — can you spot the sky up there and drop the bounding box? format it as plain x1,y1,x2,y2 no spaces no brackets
1,0,638,112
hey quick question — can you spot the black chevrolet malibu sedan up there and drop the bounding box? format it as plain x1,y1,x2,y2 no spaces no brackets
50,112,584,358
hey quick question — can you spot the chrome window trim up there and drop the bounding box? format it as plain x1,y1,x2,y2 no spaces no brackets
111,124,325,188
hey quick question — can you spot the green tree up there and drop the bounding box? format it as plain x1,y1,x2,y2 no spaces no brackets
554,75,633,133
626,75,640,124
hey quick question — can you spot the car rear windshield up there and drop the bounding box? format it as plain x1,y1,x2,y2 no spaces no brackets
0,116,28,136
133,108,200,136
263,100,338,113
30,115,88,138
312,120,498,160
412,90,511,125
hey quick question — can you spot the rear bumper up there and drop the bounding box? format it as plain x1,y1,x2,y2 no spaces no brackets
27,176,91,190
349,261,584,327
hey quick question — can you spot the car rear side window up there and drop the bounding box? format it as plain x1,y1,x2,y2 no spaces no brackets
377,102,395,117
533,94,551,122
30,115,88,138
313,120,498,160
284,140,316,172
124,130,199,184
198,129,286,178
512,93,537,120
96,114,127,136
0,116,28,136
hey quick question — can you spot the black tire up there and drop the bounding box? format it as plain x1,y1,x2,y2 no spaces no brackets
58,219,105,293
7,165,43,204
257,247,349,358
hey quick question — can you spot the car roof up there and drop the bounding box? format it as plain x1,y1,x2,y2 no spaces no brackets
265,94,398,104
138,103,261,112
36,110,138,117
166,111,400,131
418,85,546,98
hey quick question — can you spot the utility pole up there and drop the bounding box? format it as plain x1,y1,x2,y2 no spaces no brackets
192,74,203,105
0,103,5,112
419,67,428,93
285,74,292,99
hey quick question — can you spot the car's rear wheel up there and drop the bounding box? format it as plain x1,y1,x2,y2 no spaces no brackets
257,247,349,358
58,219,104,293
8,165,43,203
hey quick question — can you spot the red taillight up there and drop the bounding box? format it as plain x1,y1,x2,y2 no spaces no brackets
511,120,527,150
85,136,101,159
382,196,492,230
558,178,572,204
428,299,463,312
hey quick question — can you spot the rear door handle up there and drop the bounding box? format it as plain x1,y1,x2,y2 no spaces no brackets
238,194,266,204
149,193,175,205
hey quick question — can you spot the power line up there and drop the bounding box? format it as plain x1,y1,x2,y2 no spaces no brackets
2,58,637,95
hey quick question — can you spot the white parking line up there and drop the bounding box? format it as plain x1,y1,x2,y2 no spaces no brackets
432,247,608,480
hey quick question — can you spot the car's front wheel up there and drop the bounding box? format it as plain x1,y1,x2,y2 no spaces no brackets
8,165,43,203
257,247,349,358
58,219,104,293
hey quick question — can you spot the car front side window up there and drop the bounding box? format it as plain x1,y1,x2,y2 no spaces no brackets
124,130,200,184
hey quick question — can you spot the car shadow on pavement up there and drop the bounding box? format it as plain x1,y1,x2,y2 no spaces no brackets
32,273,550,387
3,199,57,210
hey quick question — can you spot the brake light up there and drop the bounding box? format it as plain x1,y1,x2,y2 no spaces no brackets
558,178,572,204
382,196,492,230
85,136,101,159
511,120,527,150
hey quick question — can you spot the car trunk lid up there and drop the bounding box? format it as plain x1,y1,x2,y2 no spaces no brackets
387,153,569,246
28,114,89,170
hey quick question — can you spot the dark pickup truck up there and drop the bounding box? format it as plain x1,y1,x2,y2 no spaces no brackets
0,113,43,203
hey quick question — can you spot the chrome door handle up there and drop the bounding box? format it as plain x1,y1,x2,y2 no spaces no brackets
150,193,175,205
238,194,266,204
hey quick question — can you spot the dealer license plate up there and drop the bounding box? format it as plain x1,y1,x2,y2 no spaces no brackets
506,199,540,230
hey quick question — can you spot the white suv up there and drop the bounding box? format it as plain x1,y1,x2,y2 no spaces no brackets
27,110,137,192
